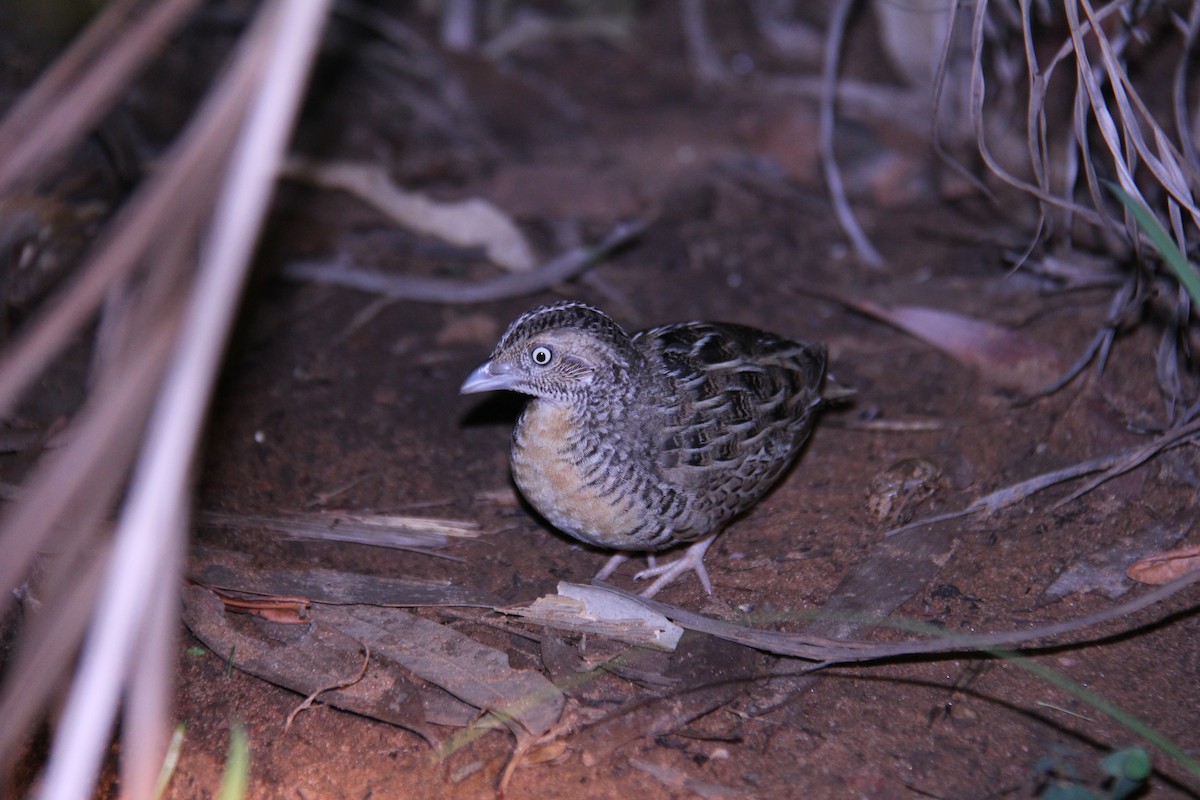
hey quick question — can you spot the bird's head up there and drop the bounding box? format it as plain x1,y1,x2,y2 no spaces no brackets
460,302,640,404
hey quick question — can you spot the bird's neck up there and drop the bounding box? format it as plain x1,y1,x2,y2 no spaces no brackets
528,375,645,445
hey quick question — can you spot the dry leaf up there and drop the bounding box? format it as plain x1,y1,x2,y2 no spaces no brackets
198,510,482,554
284,160,535,271
1039,522,1186,602
1127,546,1200,585
182,586,439,743
324,605,565,737
215,592,312,624
192,549,505,607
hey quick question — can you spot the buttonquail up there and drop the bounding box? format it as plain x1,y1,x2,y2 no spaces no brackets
461,301,829,597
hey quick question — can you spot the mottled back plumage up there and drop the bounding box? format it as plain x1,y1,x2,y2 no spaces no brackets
638,320,825,537
461,301,829,594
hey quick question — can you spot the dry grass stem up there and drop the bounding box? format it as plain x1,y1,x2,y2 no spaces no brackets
602,567,1200,663
820,0,886,268
0,2,334,796
0,22,266,417
0,0,203,195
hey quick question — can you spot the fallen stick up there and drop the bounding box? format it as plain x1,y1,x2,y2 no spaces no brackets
279,218,647,303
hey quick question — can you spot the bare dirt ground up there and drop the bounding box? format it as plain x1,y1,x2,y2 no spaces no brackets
3,4,1199,799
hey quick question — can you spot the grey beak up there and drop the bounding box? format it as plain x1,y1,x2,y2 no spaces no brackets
460,360,517,394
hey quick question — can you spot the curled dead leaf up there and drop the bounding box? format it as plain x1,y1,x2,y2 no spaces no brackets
211,590,312,624
1126,546,1200,585
521,740,569,765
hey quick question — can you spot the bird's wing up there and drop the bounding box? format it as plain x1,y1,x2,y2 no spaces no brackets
634,322,826,529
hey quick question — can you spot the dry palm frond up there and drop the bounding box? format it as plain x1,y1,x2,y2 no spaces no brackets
0,0,203,195
0,2,333,797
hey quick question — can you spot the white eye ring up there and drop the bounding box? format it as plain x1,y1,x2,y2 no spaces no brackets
531,345,553,366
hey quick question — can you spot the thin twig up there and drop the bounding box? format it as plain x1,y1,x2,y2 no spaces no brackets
831,417,945,433
284,644,371,731
279,218,647,303
594,567,1200,663
888,415,1200,537
819,0,885,269
1051,416,1200,508
680,0,728,84
1019,277,1138,402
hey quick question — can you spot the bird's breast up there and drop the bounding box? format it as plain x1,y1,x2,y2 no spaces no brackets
510,401,675,551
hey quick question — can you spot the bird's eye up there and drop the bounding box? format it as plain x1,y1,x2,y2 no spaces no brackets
531,345,553,366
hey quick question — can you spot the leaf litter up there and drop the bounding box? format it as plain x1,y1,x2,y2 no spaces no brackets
181,541,1200,768
1039,517,1193,604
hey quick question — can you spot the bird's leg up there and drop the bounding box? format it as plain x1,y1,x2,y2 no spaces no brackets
633,535,716,597
593,552,629,581
594,552,658,582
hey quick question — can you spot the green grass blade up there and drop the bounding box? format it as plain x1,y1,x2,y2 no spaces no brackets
216,724,250,800
885,614,1200,780
1106,181,1200,308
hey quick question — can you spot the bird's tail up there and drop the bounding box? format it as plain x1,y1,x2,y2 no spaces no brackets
820,373,857,406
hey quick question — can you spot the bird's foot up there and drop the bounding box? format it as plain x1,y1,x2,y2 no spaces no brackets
633,536,716,598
